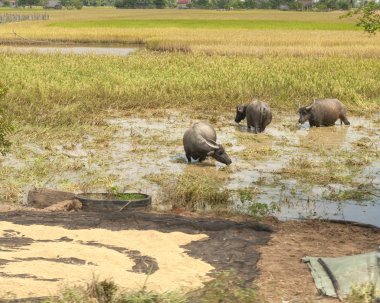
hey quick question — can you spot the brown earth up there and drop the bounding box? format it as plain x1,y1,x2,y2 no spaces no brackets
256,219,380,303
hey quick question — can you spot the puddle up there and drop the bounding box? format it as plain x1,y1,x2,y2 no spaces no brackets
0,45,139,56
1,112,379,227
228,116,379,227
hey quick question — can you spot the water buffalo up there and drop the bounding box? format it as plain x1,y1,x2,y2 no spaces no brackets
298,99,350,127
235,99,272,133
183,121,232,165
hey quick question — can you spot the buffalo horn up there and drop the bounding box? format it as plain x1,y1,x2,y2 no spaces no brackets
204,138,219,150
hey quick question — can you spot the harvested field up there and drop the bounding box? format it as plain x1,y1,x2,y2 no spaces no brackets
0,7,379,302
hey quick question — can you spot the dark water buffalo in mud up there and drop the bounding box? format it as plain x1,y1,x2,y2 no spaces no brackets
183,121,232,165
235,99,272,133
298,99,350,127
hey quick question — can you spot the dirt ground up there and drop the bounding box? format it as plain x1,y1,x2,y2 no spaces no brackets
256,219,380,303
0,205,379,302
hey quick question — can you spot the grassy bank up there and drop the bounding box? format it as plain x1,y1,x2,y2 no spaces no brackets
0,51,379,126
42,272,262,303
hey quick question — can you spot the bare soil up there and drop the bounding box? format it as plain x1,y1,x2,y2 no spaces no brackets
256,219,380,303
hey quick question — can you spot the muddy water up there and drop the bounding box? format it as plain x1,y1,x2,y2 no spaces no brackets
96,113,379,227
228,117,379,227
0,45,138,56
2,111,379,227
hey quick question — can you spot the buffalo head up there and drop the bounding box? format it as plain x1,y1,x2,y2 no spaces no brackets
235,105,247,123
204,138,232,165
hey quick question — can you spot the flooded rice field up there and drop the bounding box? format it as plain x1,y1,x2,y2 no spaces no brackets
1,111,379,227
0,45,138,56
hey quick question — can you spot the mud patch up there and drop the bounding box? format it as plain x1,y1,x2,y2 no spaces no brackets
0,211,271,299
1,111,378,226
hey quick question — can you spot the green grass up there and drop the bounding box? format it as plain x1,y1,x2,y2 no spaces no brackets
322,188,370,201
0,52,379,127
189,271,262,303
42,273,262,303
347,283,380,303
43,277,187,303
48,19,359,31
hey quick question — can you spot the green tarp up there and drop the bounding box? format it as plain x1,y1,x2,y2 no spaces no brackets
303,252,380,298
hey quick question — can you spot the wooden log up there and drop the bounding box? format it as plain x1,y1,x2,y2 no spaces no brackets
27,188,76,209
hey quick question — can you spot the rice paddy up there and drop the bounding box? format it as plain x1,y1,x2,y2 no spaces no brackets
0,8,379,301
0,51,379,131
48,18,359,30
0,8,380,57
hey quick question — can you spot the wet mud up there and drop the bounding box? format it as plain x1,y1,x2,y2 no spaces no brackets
106,112,380,227
0,111,379,227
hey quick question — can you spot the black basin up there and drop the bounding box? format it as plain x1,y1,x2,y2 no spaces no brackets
75,193,151,212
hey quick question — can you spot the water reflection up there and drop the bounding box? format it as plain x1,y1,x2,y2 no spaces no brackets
299,126,349,149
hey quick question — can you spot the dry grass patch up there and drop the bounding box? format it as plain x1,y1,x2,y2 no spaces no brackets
234,132,278,161
279,156,352,185
161,169,231,212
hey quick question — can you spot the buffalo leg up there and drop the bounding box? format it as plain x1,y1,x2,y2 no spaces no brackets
340,115,350,125
260,122,266,133
254,122,260,134
186,154,191,163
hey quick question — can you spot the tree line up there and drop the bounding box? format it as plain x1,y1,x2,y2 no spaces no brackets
4,0,380,30
7,0,374,10
114,0,359,10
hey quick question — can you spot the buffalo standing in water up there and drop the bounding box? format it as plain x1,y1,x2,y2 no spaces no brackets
235,99,272,133
298,99,350,127
183,121,232,165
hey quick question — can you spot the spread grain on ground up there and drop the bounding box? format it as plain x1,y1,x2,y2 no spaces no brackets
0,222,213,299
